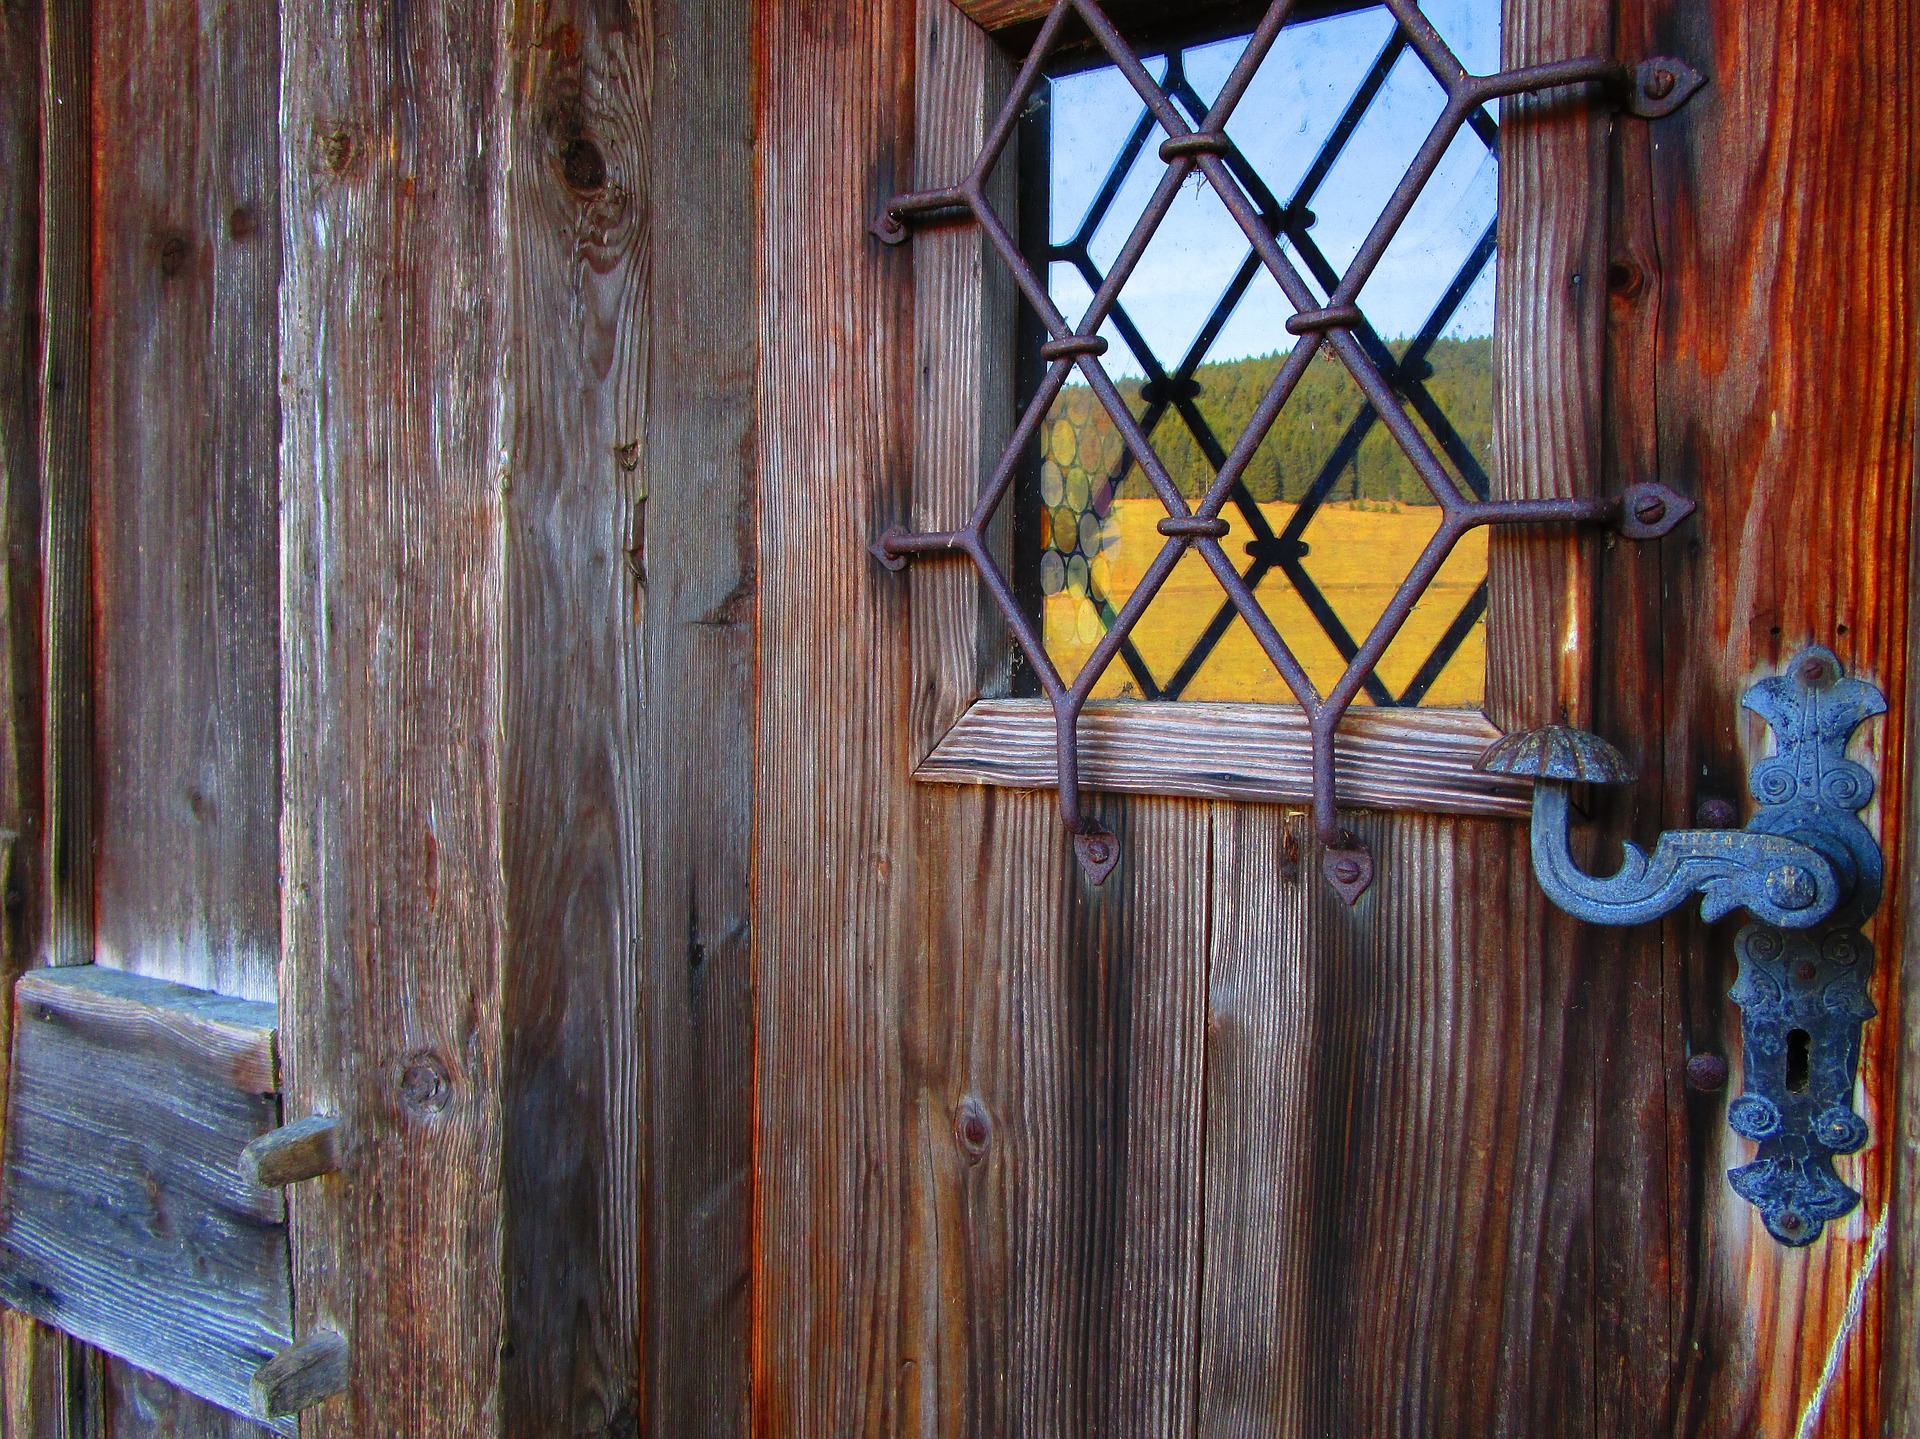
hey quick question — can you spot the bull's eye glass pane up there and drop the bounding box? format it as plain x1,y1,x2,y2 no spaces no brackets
1017,2,1499,706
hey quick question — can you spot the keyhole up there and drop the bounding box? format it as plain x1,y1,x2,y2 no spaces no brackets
1786,1029,1812,1093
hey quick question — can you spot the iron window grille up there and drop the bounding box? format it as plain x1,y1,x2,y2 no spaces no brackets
873,0,1698,899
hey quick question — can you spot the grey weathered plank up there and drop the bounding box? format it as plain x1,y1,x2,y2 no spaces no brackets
0,967,291,1436
88,0,283,1006
637,1,758,1436
277,0,510,1433
496,0,650,1430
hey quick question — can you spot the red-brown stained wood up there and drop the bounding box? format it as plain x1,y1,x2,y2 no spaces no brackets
0,1311,73,1439
89,0,282,1009
636,2,758,1436
278,2,509,1434
1613,0,1920,1434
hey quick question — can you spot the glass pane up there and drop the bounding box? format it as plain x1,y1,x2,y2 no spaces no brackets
1020,1,1499,708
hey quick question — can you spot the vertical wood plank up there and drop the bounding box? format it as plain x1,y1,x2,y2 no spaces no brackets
904,788,1211,1438
1195,809,1594,1438
88,0,283,1005
0,1311,75,1439
2,10,82,1436
278,1,509,1433
752,0,921,1430
638,0,758,1435
496,1,650,1431
1612,0,1920,1433
36,0,89,973
0,0,44,987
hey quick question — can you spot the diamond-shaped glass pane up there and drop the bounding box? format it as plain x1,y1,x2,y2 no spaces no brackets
1016,0,1499,707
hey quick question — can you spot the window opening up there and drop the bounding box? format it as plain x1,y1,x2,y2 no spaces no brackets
1015,3,1499,707
872,0,1693,893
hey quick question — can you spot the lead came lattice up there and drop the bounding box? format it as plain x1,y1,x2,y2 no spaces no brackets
873,0,1699,897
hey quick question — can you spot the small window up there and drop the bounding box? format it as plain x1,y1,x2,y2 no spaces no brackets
1013,2,1499,707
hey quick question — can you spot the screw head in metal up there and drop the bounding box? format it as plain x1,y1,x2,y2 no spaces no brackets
1632,492,1669,526
1685,1053,1730,1092
1694,797,1739,829
1331,857,1362,884
1644,66,1677,99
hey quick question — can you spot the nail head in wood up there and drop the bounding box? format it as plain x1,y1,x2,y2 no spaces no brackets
240,1114,341,1189
251,1329,349,1420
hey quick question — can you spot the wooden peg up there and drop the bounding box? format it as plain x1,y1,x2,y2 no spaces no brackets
251,1329,349,1419
240,1114,341,1188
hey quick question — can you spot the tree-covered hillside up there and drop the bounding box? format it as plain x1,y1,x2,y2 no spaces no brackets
1042,337,1493,508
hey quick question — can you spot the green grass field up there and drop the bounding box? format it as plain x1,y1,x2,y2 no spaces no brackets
1042,497,1487,707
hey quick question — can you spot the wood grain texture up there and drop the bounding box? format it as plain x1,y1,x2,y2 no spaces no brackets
1484,0,1610,733
908,0,1015,762
0,1310,75,1439
902,786,1211,1436
1614,0,1920,1433
636,0,758,1435
1196,808,1596,1437
0,968,291,1435
496,0,661,1431
921,699,1531,815
87,0,283,1005
278,0,509,1432
36,0,89,972
751,2,922,1430
249,1329,348,1419
0,0,44,988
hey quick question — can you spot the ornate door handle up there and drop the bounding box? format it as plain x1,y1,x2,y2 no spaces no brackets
1476,648,1885,1245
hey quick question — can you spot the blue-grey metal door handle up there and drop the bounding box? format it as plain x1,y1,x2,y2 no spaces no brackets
1476,647,1885,1245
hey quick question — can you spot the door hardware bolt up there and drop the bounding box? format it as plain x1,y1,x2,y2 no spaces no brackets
1694,798,1738,829
1686,1054,1730,1092
1643,67,1676,99
1632,492,1669,526
1330,857,1363,884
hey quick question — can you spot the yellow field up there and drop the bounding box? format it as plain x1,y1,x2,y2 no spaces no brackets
1043,498,1487,706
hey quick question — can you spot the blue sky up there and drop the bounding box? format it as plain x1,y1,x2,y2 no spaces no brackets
1046,2,1500,375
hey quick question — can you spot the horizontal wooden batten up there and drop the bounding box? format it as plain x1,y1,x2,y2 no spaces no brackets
919,699,1532,816
0,965,293,1434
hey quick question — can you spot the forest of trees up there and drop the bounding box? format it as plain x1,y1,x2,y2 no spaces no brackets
1041,337,1493,509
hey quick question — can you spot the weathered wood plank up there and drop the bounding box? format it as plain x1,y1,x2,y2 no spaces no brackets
36,0,88,973
0,1310,75,1439
908,0,1015,762
752,1,922,1430
0,0,43,991
88,0,283,1006
0,967,290,1435
1616,0,1919,1433
496,0,650,1431
920,699,1530,815
904,785,1211,1436
1196,808,1596,1437
637,1,758,1436
277,0,510,1432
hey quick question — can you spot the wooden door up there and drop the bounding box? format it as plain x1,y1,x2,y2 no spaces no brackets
750,2,1919,1437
